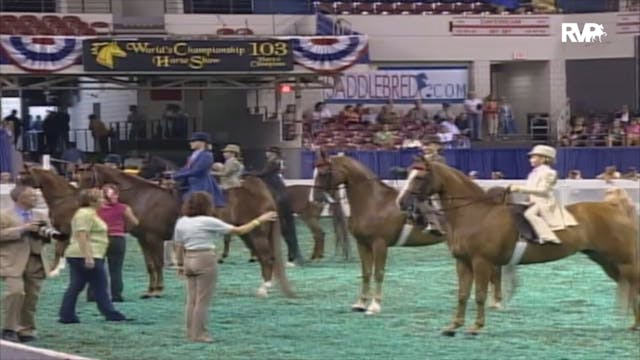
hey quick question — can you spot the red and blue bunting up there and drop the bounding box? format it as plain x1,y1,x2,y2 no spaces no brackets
289,36,369,74
0,35,85,72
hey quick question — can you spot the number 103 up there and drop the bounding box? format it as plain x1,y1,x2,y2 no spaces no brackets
249,42,288,56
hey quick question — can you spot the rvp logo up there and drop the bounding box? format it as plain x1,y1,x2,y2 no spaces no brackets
561,23,607,43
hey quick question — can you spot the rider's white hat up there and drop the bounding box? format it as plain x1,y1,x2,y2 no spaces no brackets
528,145,556,161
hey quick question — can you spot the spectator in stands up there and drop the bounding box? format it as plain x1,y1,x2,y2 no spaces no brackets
587,119,607,146
464,91,483,140
31,115,43,131
407,99,429,123
617,104,631,124
622,167,638,181
0,172,11,184
0,185,54,343
626,116,640,146
491,171,504,180
499,96,516,134
127,105,147,139
559,135,571,147
58,188,128,324
310,102,332,135
596,166,621,183
567,117,586,146
455,112,471,138
89,114,110,154
484,94,499,138
567,170,582,180
373,124,396,148
3,110,21,148
607,119,626,147
402,132,423,149
61,142,85,179
435,103,455,123
43,110,58,153
376,100,399,124
340,105,361,124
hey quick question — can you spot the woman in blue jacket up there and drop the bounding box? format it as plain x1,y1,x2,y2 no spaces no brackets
173,132,225,207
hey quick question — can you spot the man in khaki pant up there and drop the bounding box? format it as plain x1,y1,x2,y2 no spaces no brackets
0,185,52,342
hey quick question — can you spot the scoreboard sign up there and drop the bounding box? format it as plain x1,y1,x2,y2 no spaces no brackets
83,38,294,72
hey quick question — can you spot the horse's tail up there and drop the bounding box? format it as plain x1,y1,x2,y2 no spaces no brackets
329,201,351,261
501,264,519,305
270,219,295,298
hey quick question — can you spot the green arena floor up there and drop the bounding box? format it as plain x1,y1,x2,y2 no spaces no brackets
3,219,639,360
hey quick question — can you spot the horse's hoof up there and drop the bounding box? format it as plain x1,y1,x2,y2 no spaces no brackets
248,258,257,263
489,302,503,310
218,259,224,264
441,329,457,337
466,326,482,336
256,287,268,298
351,301,367,312
630,324,640,331
140,293,153,299
365,300,381,315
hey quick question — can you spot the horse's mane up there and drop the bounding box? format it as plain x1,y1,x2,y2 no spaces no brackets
430,161,492,199
333,155,396,192
32,168,77,193
96,165,173,193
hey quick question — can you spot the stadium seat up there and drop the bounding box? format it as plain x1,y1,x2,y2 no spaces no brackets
354,2,375,14
235,27,254,35
216,27,235,35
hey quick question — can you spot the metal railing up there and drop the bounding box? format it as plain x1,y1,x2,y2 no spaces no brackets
0,0,112,13
169,0,254,14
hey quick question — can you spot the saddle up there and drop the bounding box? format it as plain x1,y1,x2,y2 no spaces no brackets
509,204,538,243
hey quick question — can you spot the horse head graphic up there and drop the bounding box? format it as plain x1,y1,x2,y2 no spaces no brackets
94,42,127,69
590,24,607,42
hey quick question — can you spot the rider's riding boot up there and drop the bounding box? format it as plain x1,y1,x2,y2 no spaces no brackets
540,236,561,244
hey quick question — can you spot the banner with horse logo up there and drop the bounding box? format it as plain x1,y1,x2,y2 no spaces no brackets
0,35,85,72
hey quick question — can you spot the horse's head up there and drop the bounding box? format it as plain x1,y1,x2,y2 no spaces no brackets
75,163,103,189
404,156,444,203
311,150,347,203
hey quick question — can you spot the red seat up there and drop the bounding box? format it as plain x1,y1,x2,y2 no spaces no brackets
335,2,354,14
90,21,110,28
62,15,82,23
0,24,13,35
415,2,435,13
1,15,17,23
79,27,97,35
18,15,38,23
355,2,375,14
377,3,395,14
235,28,253,35
395,3,414,14
216,28,235,35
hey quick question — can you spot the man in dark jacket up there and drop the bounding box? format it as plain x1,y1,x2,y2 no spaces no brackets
254,147,303,265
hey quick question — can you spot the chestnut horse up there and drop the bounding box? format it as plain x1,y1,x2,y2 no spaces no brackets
311,153,502,315
18,166,79,276
77,164,293,298
400,158,640,334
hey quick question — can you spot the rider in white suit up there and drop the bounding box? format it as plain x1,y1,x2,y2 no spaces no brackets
509,145,578,244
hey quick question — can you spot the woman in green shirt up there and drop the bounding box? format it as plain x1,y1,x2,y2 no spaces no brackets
58,188,127,323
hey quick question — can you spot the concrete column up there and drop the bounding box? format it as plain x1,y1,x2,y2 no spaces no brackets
471,60,491,98
548,59,568,140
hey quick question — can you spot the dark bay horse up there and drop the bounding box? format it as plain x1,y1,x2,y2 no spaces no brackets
77,164,293,298
138,156,351,261
311,152,501,315
18,166,79,276
220,184,351,262
400,158,640,334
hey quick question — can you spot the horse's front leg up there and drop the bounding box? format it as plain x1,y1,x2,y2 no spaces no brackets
352,241,372,312
219,235,231,263
442,259,473,336
467,258,493,335
488,265,503,310
366,238,388,315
